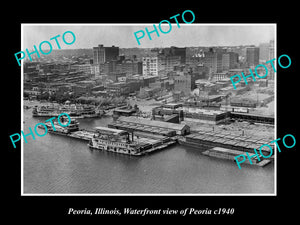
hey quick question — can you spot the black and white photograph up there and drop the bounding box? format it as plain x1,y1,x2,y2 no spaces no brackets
21,24,276,195
4,4,299,221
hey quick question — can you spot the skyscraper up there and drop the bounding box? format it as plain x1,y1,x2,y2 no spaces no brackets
246,47,259,67
142,57,158,76
259,43,269,61
158,55,181,76
268,40,275,80
93,44,119,64
159,46,186,64
203,49,223,74
222,52,238,71
269,40,275,60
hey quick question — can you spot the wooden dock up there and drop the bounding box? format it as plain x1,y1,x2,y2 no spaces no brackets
47,128,175,156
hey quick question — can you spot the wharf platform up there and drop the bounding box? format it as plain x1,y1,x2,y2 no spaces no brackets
46,129,96,141
179,129,275,156
45,128,175,156
133,131,177,155
68,129,95,141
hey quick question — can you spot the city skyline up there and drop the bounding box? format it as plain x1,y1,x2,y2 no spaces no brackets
22,24,276,50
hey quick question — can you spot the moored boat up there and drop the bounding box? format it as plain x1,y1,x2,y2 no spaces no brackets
32,103,103,118
87,127,147,156
38,116,80,134
202,147,271,167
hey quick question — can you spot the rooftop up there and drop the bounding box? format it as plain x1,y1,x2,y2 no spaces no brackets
118,116,188,131
94,126,127,135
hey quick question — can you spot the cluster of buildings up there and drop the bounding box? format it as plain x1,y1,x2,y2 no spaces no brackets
23,41,275,104
93,45,142,78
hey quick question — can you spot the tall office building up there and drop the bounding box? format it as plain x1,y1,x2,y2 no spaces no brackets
159,46,186,64
246,47,259,67
269,40,275,60
259,43,269,61
142,57,158,76
120,59,142,75
222,52,238,71
203,49,223,74
268,40,275,80
100,58,142,77
173,73,199,96
158,55,181,76
93,44,119,64
203,49,239,78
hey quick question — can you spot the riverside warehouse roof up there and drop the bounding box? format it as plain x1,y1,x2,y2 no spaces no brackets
94,126,127,135
185,130,274,152
112,116,191,135
119,116,188,130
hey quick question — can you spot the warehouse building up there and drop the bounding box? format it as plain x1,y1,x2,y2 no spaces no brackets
108,116,190,137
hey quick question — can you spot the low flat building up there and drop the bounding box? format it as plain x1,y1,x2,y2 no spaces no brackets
113,106,137,117
152,104,184,122
183,107,230,125
108,116,190,136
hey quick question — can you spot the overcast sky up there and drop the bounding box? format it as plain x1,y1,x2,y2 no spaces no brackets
22,24,275,50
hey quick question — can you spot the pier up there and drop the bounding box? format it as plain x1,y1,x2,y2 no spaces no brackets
38,112,274,163
44,126,176,156
180,129,274,156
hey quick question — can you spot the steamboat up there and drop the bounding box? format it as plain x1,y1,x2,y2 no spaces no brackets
38,117,176,156
38,115,80,135
32,104,103,118
88,126,176,156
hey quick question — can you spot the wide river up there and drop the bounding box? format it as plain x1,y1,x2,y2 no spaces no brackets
23,107,274,194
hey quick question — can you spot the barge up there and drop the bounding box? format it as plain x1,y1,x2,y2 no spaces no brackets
178,130,274,157
38,118,175,156
38,115,80,134
202,147,271,167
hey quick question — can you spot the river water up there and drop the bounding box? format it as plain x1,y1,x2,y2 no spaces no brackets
23,107,275,194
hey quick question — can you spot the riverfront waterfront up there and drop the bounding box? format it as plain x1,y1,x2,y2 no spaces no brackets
23,106,274,194
20,24,277,194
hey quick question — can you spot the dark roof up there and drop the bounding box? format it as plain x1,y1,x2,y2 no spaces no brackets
118,116,189,131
